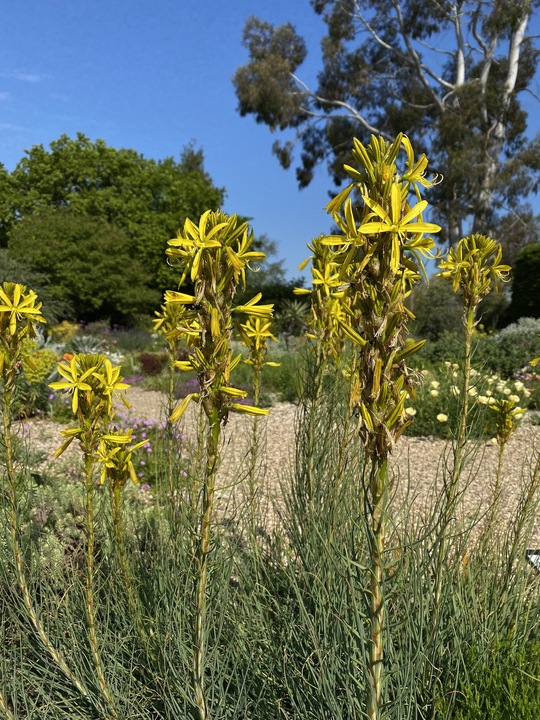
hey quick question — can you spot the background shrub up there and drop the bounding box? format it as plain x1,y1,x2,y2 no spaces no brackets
139,351,168,376
506,242,540,323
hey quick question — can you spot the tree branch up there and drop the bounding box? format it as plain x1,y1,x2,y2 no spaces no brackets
291,73,393,139
390,0,450,108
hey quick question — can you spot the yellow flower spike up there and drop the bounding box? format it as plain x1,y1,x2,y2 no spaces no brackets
0,282,46,337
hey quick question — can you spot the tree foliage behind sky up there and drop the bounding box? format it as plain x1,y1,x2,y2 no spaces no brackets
0,134,228,321
6,134,225,292
1,134,297,324
234,1,540,257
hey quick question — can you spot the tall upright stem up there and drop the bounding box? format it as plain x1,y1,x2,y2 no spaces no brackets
366,458,388,720
111,485,148,643
84,452,119,720
193,407,220,720
1,387,90,703
434,304,475,611
247,368,262,543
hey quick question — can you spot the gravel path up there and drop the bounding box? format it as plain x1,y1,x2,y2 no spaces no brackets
21,387,540,544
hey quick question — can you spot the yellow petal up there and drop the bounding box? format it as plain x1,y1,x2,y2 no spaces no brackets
171,392,199,423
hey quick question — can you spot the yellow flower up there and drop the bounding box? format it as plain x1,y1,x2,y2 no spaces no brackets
430,389,439,397
0,282,46,337
405,407,416,416
436,413,448,422
49,356,98,414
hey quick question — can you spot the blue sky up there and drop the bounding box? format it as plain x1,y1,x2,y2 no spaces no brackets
1,2,539,280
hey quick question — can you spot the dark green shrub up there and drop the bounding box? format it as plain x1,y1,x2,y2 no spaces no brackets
410,276,463,340
139,351,168,376
480,317,540,377
450,640,540,720
507,242,540,323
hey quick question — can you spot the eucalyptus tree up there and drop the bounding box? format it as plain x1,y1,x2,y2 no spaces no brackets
234,1,540,253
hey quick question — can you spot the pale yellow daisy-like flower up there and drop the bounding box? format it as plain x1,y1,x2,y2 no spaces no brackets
430,389,439,397
514,381,524,391
450,385,460,396
468,387,478,397
436,413,448,422
430,380,440,389
503,387,511,396
478,396,489,404
509,394,520,403
405,407,417,416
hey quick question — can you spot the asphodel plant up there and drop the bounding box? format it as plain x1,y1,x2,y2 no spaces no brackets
437,235,510,480
50,352,136,720
153,300,194,499
164,209,273,720
0,284,94,706
303,134,441,720
436,236,509,569
238,315,279,538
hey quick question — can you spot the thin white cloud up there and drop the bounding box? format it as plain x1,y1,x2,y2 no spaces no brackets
13,72,46,83
0,71,49,83
0,123,26,131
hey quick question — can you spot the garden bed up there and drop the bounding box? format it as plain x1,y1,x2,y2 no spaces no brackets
23,386,540,545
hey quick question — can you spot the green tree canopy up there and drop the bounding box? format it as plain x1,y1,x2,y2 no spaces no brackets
234,1,540,256
506,242,540,323
8,209,160,324
7,134,225,292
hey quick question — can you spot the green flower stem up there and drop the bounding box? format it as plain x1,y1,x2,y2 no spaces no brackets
434,303,475,613
247,367,262,542
111,485,148,644
484,440,506,543
194,406,220,720
83,451,120,720
1,386,90,703
366,458,388,720
167,357,176,500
